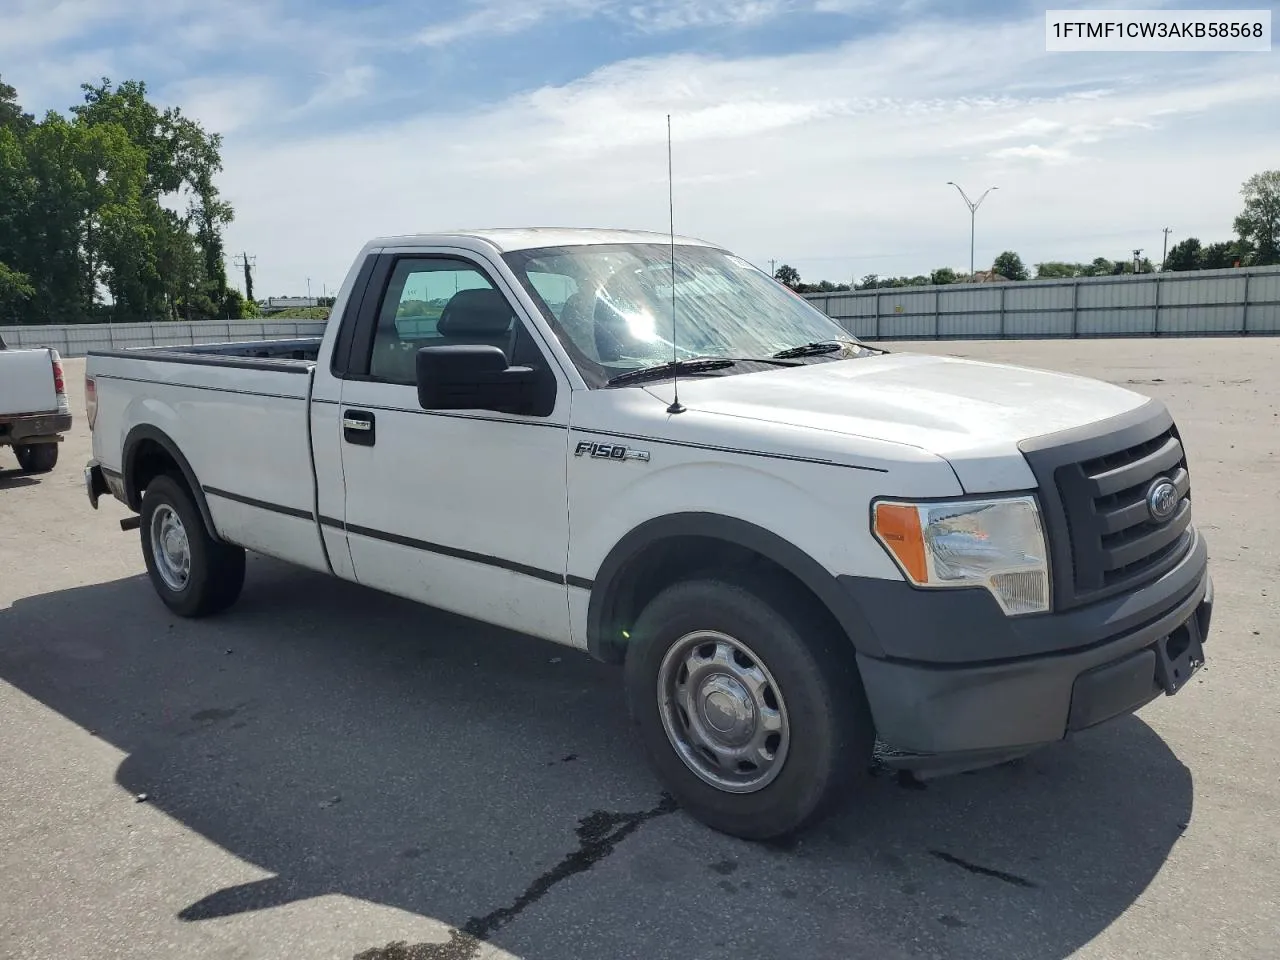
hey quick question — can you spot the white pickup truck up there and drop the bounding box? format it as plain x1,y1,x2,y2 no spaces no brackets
83,228,1213,840
0,332,71,473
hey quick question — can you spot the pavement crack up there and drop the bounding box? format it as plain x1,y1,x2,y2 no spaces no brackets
464,793,678,940
354,794,678,960
928,849,1037,888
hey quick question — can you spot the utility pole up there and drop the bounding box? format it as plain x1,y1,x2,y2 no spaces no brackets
1133,249,1143,273
232,252,256,302
306,277,312,302
947,182,998,279
769,259,776,278
1161,227,1172,270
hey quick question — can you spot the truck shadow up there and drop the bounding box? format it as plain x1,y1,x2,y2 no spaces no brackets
0,467,40,490
0,557,1194,960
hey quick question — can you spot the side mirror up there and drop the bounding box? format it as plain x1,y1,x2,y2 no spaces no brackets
415,344,539,415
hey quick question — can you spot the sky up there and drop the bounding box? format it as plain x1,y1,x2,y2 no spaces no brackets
1,0,1276,297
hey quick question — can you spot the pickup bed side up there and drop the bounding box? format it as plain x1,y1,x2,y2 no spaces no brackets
87,344,332,577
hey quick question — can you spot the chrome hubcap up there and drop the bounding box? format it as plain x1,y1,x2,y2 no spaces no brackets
657,630,790,794
150,504,191,592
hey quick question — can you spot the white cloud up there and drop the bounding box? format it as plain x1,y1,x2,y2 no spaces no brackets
1,0,1275,294
216,11,1278,293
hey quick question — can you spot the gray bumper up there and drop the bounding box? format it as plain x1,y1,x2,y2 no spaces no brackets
843,530,1212,766
1,411,72,444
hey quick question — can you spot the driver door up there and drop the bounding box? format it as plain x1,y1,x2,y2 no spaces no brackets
335,249,573,644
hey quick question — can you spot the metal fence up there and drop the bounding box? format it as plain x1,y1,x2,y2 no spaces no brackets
6,267,1280,357
804,265,1280,340
0,319,330,358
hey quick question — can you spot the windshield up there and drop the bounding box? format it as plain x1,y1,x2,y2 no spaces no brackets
502,242,870,387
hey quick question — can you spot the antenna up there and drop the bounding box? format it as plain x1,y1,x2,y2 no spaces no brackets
666,113,684,415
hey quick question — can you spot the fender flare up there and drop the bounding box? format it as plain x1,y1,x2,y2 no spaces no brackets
584,512,882,662
122,424,222,542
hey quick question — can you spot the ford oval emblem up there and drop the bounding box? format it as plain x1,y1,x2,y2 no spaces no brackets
1146,478,1179,523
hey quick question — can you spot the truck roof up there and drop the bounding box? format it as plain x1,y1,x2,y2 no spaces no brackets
365,227,722,254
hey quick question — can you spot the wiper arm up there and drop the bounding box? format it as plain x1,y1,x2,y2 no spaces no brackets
606,357,737,387
605,354,805,387
772,339,888,359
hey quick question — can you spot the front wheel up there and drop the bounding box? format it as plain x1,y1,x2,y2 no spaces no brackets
140,474,246,618
14,442,58,473
624,573,874,841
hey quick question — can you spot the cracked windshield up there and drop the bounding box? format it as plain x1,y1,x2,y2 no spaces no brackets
506,243,875,385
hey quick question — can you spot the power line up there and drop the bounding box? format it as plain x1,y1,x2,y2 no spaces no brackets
232,252,256,301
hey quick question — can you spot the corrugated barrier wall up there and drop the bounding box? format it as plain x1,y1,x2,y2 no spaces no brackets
804,265,1280,339
3,265,1279,356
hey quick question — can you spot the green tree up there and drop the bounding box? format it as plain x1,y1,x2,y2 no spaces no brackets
0,261,34,322
1233,170,1280,266
930,267,958,285
0,77,33,133
223,288,258,319
992,251,1028,280
1199,241,1241,270
1035,261,1084,278
774,263,800,287
1164,238,1202,271
0,77,236,324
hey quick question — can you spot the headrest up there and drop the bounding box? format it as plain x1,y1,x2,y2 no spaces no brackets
437,288,514,336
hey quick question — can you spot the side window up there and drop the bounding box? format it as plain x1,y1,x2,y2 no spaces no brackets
367,257,519,385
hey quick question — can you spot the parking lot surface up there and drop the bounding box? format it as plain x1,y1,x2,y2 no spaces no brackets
2,338,1277,960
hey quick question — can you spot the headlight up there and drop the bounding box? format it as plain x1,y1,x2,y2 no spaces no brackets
872,496,1050,615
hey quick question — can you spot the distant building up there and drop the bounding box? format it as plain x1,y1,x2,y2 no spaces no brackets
262,296,321,311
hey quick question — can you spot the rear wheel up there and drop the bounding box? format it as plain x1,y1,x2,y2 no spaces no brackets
140,474,245,617
14,442,58,473
624,572,874,840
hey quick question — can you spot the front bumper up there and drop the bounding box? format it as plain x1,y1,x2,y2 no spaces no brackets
0,412,72,444
844,528,1211,771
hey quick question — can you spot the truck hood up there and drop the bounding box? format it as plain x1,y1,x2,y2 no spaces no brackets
648,352,1152,493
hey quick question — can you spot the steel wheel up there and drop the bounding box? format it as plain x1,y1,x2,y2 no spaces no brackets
149,502,192,592
656,629,791,794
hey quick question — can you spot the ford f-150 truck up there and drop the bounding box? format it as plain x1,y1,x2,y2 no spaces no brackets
83,229,1212,840
0,333,71,473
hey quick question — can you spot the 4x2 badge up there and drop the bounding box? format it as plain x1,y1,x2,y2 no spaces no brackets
574,440,651,463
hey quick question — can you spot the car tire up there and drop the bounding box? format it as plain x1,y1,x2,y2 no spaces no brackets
140,474,246,618
14,442,58,473
624,571,874,841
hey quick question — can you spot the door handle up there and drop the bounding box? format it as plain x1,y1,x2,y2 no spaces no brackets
342,410,375,446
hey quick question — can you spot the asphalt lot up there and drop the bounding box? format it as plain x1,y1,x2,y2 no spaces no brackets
2,339,1277,960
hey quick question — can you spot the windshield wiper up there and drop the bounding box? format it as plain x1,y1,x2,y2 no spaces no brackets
772,339,888,359
606,357,738,387
605,355,803,387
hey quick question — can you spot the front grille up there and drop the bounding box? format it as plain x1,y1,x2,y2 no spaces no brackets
1020,400,1195,611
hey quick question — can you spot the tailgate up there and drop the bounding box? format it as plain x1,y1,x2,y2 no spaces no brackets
0,349,57,416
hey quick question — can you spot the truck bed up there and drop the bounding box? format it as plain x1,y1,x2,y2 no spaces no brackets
86,337,330,576
89,337,323,370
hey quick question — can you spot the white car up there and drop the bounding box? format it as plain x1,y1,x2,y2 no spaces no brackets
83,228,1212,840
0,333,71,473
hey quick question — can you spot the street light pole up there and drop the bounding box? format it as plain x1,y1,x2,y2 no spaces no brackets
947,182,998,279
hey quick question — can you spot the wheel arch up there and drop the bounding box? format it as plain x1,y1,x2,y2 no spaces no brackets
584,512,882,663
122,424,222,542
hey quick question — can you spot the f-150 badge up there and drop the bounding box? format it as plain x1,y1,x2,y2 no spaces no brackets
574,440,650,463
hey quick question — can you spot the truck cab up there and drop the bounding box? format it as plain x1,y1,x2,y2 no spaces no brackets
83,228,1212,840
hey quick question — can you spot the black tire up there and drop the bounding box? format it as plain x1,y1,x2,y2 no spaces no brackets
15,442,58,473
140,473,245,618
624,571,874,841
